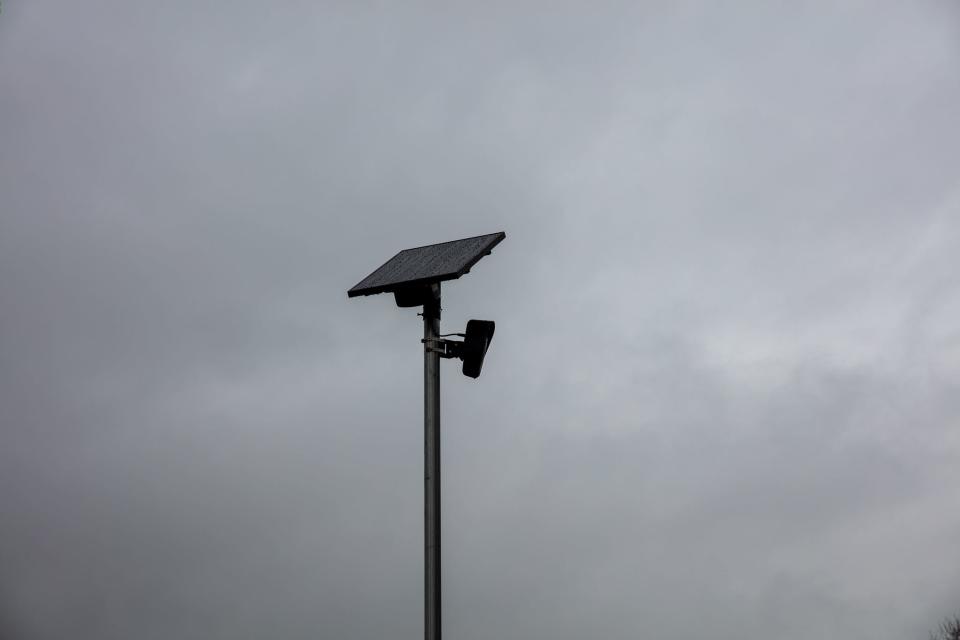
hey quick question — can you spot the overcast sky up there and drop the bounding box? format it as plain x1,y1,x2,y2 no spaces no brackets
2,2,960,638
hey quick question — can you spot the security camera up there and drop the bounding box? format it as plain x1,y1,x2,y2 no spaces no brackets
460,320,495,378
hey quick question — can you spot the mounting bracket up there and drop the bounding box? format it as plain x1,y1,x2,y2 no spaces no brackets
421,337,464,359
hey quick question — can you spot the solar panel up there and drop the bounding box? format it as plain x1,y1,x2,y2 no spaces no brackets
348,232,506,298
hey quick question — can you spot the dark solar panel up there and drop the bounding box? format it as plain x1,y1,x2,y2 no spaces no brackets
348,232,506,297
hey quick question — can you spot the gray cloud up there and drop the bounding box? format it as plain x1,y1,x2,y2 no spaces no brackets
2,1,959,638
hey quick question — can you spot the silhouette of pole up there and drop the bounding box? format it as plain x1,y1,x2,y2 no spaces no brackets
347,233,504,639
423,283,441,640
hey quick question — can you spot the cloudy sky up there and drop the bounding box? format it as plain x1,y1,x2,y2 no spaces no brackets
2,2,960,638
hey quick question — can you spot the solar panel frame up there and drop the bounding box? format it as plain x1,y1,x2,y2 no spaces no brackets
347,231,506,298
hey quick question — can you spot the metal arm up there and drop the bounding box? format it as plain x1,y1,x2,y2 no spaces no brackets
421,337,464,359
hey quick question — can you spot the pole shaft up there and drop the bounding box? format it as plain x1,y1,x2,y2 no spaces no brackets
423,284,441,640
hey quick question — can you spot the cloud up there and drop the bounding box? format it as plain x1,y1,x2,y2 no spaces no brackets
1,1,959,638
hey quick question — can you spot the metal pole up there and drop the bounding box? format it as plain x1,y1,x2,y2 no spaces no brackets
423,283,441,640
